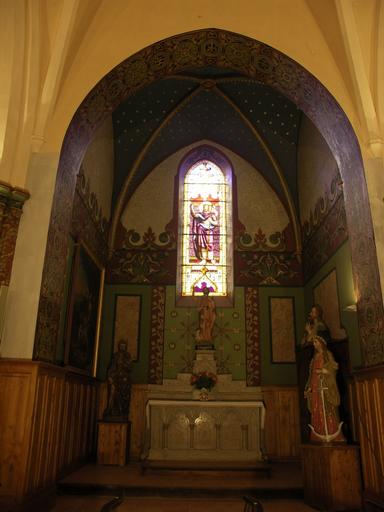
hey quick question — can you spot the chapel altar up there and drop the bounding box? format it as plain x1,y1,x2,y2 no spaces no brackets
141,349,266,464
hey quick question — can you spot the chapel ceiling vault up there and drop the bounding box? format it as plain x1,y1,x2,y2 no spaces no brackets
112,67,302,220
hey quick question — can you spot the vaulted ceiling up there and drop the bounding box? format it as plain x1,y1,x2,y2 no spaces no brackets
112,67,302,213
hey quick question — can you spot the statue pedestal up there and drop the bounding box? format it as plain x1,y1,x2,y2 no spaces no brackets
97,420,131,466
301,443,362,510
192,349,217,375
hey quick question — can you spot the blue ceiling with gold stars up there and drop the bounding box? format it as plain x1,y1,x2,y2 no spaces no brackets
112,67,302,209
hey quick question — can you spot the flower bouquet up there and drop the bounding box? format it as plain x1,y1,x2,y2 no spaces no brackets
190,371,217,391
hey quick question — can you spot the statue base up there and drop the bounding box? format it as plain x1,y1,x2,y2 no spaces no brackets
195,342,215,350
301,443,362,510
192,349,217,375
97,420,131,466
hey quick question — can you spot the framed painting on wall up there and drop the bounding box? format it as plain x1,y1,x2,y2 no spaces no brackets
64,241,104,375
113,295,141,361
269,297,296,363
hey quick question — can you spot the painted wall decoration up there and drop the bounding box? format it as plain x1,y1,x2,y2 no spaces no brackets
108,225,176,284
80,116,114,222
148,286,166,384
313,269,346,340
301,174,344,247
270,297,296,363
297,116,341,237
76,169,110,239
302,195,348,282
235,225,302,286
64,242,104,375
245,287,261,386
113,295,141,360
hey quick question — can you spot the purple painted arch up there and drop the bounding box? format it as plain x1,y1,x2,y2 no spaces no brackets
34,28,384,366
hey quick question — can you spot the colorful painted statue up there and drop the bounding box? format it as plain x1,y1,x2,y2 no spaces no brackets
196,287,216,344
304,336,345,443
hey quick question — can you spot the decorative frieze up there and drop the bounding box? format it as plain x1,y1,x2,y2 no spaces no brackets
108,226,176,284
149,286,166,384
302,195,348,282
245,287,260,386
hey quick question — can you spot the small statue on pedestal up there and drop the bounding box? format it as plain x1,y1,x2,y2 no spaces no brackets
195,286,216,350
103,340,132,421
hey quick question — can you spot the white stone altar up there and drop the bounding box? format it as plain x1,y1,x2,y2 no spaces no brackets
142,349,266,463
143,399,265,462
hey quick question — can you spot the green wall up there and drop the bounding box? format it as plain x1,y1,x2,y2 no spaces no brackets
304,240,361,368
98,283,307,386
259,286,305,386
163,286,246,379
97,241,360,384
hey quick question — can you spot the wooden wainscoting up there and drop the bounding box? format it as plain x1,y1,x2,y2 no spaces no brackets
129,385,149,459
97,382,148,460
262,386,301,460
349,365,384,511
0,359,98,509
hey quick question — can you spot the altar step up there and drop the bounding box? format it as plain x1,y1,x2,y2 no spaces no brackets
140,460,272,478
57,462,303,501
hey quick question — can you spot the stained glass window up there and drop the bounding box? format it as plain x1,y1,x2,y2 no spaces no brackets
181,160,228,296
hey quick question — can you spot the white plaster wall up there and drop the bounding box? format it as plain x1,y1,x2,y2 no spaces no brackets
121,140,289,238
235,160,289,235
0,152,59,358
120,156,176,236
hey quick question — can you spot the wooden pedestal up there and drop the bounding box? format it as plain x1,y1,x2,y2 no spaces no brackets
97,421,130,466
301,444,362,511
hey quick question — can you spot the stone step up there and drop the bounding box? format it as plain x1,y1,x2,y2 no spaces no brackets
140,459,272,478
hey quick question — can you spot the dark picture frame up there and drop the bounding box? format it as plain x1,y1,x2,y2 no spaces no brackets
112,294,141,362
64,241,104,375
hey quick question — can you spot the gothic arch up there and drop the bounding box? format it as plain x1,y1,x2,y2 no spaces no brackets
34,29,384,366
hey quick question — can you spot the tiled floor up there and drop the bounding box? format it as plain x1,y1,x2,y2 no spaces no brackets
52,495,316,512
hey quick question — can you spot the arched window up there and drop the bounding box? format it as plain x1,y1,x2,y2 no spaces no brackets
177,147,233,304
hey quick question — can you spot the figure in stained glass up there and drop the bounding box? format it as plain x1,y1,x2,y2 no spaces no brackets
190,202,219,263
181,160,228,296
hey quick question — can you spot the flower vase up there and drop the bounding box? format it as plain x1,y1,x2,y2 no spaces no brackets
199,387,209,401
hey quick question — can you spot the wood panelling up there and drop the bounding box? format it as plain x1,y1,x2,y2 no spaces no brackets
0,360,97,509
262,386,300,460
349,365,384,510
129,384,148,459
97,422,130,465
302,444,362,511
97,382,148,460
0,364,38,501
